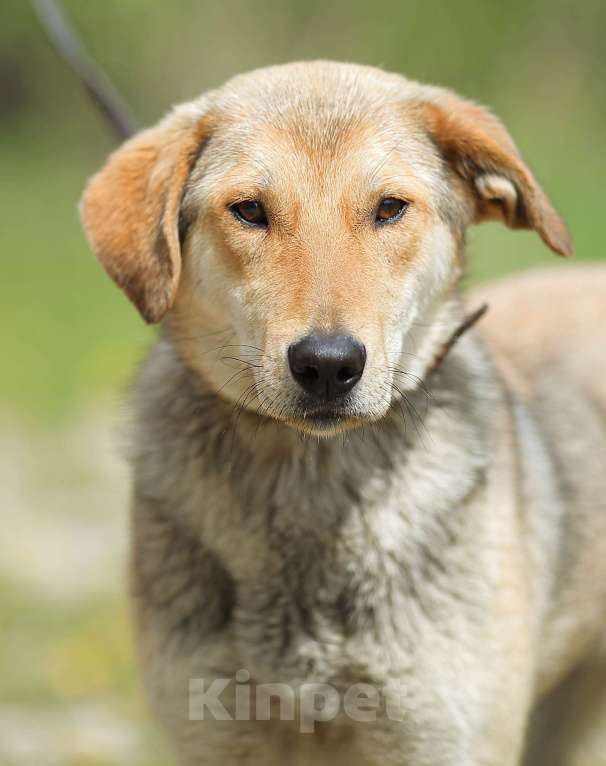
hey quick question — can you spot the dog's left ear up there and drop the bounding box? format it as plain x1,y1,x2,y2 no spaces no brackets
418,93,573,257
80,109,211,323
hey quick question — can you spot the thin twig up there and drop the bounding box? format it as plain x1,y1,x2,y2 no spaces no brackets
32,0,137,140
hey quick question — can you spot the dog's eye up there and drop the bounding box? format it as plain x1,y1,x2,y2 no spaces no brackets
376,198,408,224
230,200,268,227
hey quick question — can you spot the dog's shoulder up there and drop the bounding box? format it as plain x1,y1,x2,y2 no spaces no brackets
468,264,606,408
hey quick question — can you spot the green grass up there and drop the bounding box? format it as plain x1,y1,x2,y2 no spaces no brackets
0,121,150,424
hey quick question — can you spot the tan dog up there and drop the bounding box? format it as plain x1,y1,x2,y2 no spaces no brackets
80,62,606,765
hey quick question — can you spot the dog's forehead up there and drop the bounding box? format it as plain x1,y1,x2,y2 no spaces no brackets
190,121,437,213
187,65,441,200
208,114,404,177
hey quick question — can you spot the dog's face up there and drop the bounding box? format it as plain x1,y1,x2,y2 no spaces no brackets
172,87,462,434
81,62,571,436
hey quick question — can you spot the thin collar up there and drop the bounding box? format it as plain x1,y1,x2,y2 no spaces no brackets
427,303,489,376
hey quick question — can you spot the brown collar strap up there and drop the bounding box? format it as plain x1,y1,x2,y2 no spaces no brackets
427,303,489,376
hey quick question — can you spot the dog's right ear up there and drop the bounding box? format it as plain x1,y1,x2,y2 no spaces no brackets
80,110,211,323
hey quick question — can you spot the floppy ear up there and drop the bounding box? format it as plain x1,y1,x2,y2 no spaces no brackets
419,93,573,257
80,109,211,323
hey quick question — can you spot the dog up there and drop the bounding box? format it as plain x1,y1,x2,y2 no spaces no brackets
80,61,606,765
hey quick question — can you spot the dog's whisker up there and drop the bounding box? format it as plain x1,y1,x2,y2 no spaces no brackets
214,366,255,397
219,355,264,369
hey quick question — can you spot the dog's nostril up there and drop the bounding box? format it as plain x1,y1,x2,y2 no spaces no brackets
337,366,357,383
300,365,320,381
288,333,366,401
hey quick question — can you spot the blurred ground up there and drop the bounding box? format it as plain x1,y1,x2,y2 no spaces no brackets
1,1,605,764
0,404,171,766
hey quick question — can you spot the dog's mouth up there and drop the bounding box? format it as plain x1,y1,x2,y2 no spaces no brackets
284,402,364,436
304,409,348,426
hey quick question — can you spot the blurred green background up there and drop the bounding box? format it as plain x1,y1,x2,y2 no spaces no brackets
1,1,604,764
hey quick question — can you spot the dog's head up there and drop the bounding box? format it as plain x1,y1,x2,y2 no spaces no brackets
80,62,571,436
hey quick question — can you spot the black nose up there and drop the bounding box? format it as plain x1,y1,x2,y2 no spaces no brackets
288,333,366,401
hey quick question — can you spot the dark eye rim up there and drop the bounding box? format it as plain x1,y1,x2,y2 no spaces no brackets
229,200,268,227
375,197,410,225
